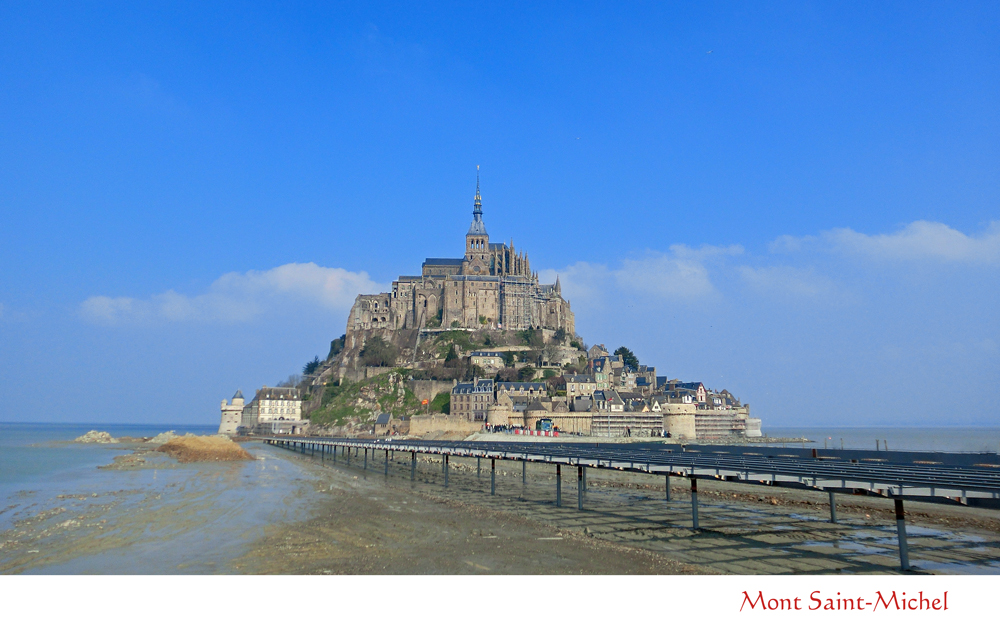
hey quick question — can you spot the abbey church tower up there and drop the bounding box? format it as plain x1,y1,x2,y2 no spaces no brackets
346,168,574,338
463,168,491,276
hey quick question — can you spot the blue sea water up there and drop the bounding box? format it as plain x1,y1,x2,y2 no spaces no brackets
762,426,1000,454
0,422,321,574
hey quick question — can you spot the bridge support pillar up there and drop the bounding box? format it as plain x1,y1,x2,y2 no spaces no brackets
477,457,481,480
556,464,562,507
384,450,389,476
522,459,527,486
829,491,837,523
333,445,337,462
320,445,324,463
364,448,368,471
691,477,699,530
444,455,449,487
410,451,416,481
895,499,910,571
665,474,671,502
577,465,584,510
347,446,351,466
491,459,496,495
582,466,587,492
311,444,314,457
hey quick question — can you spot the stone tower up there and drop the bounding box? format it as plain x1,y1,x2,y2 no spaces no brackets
219,389,244,436
464,167,490,276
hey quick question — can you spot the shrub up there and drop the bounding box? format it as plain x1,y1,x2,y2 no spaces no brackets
361,336,398,367
614,346,639,371
303,356,322,376
327,335,346,360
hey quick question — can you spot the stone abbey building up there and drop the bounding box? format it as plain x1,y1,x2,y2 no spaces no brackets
346,175,574,334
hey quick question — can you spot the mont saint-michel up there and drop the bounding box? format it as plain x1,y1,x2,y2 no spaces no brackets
228,175,762,442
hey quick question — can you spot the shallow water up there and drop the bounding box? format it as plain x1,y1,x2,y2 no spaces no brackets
0,424,322,574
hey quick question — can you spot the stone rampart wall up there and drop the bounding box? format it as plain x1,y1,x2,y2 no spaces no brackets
409,414,481,437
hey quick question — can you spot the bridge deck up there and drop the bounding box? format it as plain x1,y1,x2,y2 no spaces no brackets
257,436,1000,502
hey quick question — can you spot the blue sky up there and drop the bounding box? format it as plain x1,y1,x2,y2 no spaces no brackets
1,2,997,427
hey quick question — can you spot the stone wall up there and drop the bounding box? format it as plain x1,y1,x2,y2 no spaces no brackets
524,411,592,436
662,404,696,440
409,414,482,437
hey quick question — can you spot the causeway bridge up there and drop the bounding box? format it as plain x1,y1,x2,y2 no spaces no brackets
256,435,1000,571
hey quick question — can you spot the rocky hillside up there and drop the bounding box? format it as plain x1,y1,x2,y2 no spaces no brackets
308,370,422,432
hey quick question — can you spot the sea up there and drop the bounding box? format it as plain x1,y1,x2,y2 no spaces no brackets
0,422,322,574
762,426,1000,454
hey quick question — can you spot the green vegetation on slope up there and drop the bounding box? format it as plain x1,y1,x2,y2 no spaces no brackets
307,371,423,426
429,392,450,414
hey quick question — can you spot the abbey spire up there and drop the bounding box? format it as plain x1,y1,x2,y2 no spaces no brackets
467,165,487,236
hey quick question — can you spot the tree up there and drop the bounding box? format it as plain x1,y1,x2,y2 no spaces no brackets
519,327,544,348
495,367,518,382
303,356,322,376
553,327,566,343
360,336,398,367
277,374,302,388
614,346,639,371
518,365,536,381
444,344,459,364
327,334,346,360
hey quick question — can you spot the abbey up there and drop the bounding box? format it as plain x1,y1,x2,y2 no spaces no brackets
346,174,574,335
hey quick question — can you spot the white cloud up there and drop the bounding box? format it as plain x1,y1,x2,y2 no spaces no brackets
829,221,1000,263
772,220,1000,263
616,255,715,299
81,263,385,325
738,265,838,298
768,234,817,253
541,244,742,304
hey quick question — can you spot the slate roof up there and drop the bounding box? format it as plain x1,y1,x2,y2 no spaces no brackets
423,258,465,266
254,387,301,401
452,379,495,395
676,382,705,391
497,382,546,392
468,217,488,236
375,413,391,425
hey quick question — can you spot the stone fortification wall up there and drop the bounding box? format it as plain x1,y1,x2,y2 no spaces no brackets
693,406,753,440
409,414,481,437
662,404,697,440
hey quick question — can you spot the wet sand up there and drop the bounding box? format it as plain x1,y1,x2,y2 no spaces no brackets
242,448,1000,575
234,464,705,574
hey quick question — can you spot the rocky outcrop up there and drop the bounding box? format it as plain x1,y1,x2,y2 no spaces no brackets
148,431,179,445
73,430,118,444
